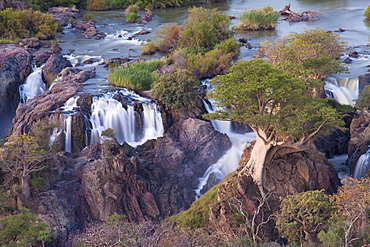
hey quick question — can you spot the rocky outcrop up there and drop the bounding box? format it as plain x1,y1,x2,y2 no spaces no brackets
11,67,95,136
33,116,231,246
359,73,370,94
42,54,73,86
48,7,82,26
0,45,32,137
208,144,340,240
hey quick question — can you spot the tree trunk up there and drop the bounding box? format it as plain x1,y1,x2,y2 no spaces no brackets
303,230,319,247
21,175,30,198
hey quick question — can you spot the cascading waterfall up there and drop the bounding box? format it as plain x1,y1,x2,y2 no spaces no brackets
89,91,164,147
353,149,370,180
61,96,79,152
195,85,255,197
19,66,46,102
325,77,359,105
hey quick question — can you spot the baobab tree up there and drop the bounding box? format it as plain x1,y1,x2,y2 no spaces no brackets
205,59,343,195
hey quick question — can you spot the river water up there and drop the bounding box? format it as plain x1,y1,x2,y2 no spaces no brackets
55,0,370,94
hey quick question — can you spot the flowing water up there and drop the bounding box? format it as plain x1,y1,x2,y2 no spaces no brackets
354,149,370,179
19,66,46,102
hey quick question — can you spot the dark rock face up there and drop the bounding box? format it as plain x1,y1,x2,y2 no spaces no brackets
35,50,52,67
358,73,370,95
42,54,73,86
34,117,231,245
0,45,32,137
314,128,350,158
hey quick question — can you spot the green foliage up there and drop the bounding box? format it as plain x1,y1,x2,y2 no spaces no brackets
83,13,93,21
325,98,355,113
317,217,345,247
355,85,370,109
151,69,200,110
141,41,159,55
235,6,280,30
108,59,167,91
0,208,51,246
86,0,195,10
205,59,343,142
156,23,182,53
276,190,335,245
125,4,139,14
258,28,348,80
178,7,232,53
171,184,218,228
0,8,57,40
364,5,370,20
30,120,59,151
126,12,138,23
0,186,12,214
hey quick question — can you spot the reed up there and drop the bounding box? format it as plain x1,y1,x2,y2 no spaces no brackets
235,6,279,30
125,12,138,23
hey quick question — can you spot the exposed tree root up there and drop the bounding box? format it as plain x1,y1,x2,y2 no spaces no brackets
279,4,323,22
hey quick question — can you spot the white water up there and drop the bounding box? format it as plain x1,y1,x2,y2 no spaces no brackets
19,66,46,102
354,149,370,180
325,77,359,105
89,91,164,147
64,54,104,67
61,96,79,152
195,97,255,197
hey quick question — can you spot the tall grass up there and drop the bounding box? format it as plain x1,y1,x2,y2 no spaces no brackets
108,59,167,91
235,6,279,30
125,12,138,23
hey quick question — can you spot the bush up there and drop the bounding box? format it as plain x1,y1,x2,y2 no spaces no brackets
235,6,280,30
178,7,232,53
125,4,139,14
126,12,138,23
365,5,370,20
151,69,200,110
83,13,93,21
141,41,159,55
156,23,182,53
0,8,57,40
108,59,167,91
356,85,370,109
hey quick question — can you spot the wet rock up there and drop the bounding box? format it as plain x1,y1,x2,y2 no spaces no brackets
0,45,32,136
335,28,346,32
348,50,359,58
343,57,352,63
51,44,62,54
134,30,151,36
42,54,72,86
35,50,52,67
101,57,131,67
18,37,43,48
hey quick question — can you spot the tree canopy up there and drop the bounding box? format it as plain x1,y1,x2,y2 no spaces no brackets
258,28,348,81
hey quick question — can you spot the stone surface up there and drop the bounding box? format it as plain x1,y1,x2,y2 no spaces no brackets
42,54,73,86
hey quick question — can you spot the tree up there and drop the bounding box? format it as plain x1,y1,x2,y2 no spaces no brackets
276,190,335,246
0,134,48,199
258,28,348,81
205,59,343,195
0,207,51,246
327,177,370,247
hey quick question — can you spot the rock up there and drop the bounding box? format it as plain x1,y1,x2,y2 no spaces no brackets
19,37,43,48
101,57,132,67
35,50,52,67
314,128,350,158
72,20,98,39
51,44,62,54
335,28,346,32
348,50,359,58
134,30,151,36
48,7,82,26
343,57,352,63
42,54,72,86
0,45,32,137
358,73,370,94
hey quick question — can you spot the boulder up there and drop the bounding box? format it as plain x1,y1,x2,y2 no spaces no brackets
42,54,72,86
48,7,82,26
35,50,52,67
0,45,32,137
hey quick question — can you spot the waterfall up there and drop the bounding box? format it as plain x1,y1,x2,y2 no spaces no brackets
325,77,358,105
89,92,164,147
19,66,46,102
195,83,255,197
353,149,370,180
61,96,79,152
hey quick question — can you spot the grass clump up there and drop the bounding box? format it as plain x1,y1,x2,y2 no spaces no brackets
151,69,200,110
108,59,167,91
234,6,279,30
0,8,57,40
171,184,218,228
365,5,370,20
126,12,138,23
125,4,140,14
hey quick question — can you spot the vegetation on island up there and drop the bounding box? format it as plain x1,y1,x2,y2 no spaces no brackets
364,4,370,20
234,6,280,30
0,8,57,41
356,85,370,109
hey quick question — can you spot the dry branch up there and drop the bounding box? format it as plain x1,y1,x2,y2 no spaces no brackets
279,4,323,22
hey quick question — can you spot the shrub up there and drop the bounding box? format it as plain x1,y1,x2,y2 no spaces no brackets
141,41,159,55
178,7,232,53
86,0,108,10
235,6,280,30
356,85,370,109
83,13,93,21
108,59,167,91
0,8,57,40
151,69,200,110
125,4,140,14
156,23,182,53
365,5,370,20
126,12,138,23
